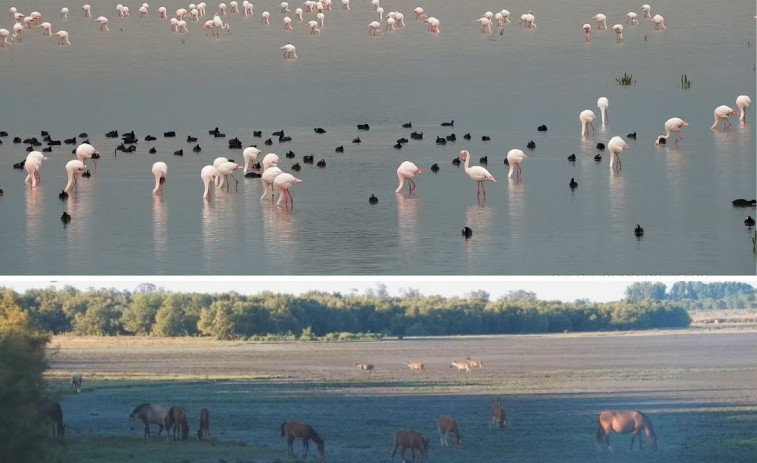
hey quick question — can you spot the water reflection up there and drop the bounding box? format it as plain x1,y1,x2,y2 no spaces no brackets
25,186,45,248
64,192,92,261
464,203,494,266
507,180,525,242
152,194,167,259
261,202,301,269
396,194,420,254
608,170,626,221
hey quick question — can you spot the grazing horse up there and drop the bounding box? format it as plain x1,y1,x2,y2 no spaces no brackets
466,357,484,368
165,406,189,441
197,408,211,440
450,360,470,372
129,403,170,438
437,415,461,447
281,421,325,459
489,399,508,429
40,400,64,437
355,363,375,373
70,373,82,393
405,361,424,372
597,410,657,452
391,430,428,462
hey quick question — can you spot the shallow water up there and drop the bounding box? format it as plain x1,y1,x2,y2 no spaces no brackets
0,0,755,275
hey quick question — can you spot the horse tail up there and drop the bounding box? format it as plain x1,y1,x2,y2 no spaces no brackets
280,422,287,438
596,414,605,444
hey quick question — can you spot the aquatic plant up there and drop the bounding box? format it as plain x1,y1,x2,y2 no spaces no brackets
680,74,692,90
616,72,636,86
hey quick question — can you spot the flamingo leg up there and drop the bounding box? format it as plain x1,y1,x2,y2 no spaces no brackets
409,178,415,194
482,182,487,199
232,174,239,190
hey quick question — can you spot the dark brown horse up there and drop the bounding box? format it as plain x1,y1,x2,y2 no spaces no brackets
40,400,64,437
197,408,211,440
280,421,324,459
596,410,657,451
165,406,189,441
70,373,82,393
489,399,508,429
437,415,461,447
391,430,428,462
129,403,170,438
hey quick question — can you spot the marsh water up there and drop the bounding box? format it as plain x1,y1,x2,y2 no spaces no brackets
0,0,754,275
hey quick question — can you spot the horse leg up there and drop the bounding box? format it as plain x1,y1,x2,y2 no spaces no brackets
287,437,295,456
303,437,309,457
391,443,398,462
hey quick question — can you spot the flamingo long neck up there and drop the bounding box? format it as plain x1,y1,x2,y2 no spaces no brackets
395,175,405,193
153,174,161,193
462,153,472,174
65,170,75,192
581,120,588,136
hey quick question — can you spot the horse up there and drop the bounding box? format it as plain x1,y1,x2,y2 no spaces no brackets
466,357,484,368
355,363,375,373
597,410,657,452
40,400,64,437
129,403,170,438
197,408,211,440
450,360,470,372
437,415,461,447
405,361,425,372
489,399,508,429
70,373,82,393
165,406,189,441
281,421,325,459
391,430,428,462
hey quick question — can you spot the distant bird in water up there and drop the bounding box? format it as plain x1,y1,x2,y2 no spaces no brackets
650,14,667,30
569,178,578,189
711,105,738,130
152,162,167,194
596,143,605,150
61,212,72,223
441,120,454,127
460,150,496,199
655,118,688,147
732,199,756,207
395,161,423,194
402,122,412,128
594,153,602,162
634,224,644,237
746,216,756,227
627,132,637,139
583,24,591,42
506,149,527,179
567,153,576,162
462,226,473,238
736,95,751,123
430,163,439,173
369,194,378,204
537,125,548,132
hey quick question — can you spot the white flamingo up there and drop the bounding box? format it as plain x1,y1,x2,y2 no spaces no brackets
580,110,596,136
506,149,527,180
477,17,493,34
308,20,320,34
597,97,609,127
655,118,688,147
641,4,651,19
368,20,383,35
583,24,591,42
24,152,47,187
608,136,629,171
736,95,751,123
151,162,167,194
281,43,296,58
200,165,218,199
76,143,99,170
612,24,623,42
626,12,638,25
95,16,109,31
275,172,303,206
60,7,69,19
261,11,270,24
395,161,423,194
650,14,666,30
425,16,440,33
460,150,496,199
413,7,426,19
592,13,607,30
216,161,243,190
82,4,92,18
261,166,282,201
0,28,9,46
55,30,70,44
243,146,261,173
262,153,280,171
711,105,738,130
64,160,86,193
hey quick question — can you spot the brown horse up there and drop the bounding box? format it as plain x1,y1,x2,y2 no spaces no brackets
597,410,657,451
489,399,508,429
165,406,189,441
392,430,428,462
197,408,211,440
280,421,324,459
129,403,170,438
40,400,64,437
437,415,461,447
355,363,375,373
70,373,83,393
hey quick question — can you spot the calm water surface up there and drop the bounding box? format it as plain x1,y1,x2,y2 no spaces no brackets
0,0,755,275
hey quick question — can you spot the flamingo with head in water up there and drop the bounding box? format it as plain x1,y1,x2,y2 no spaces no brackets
201,165,218,199
608,136,629,171
55,30,70,44
580,110,596,137
711,105,738,130
243,146,261,173
736,95,751,123
395,161,423,194
650,14,666,30
655,118,688,147
152,162,167,194
0,28,10,46
583,24,591,41
281,43,296,58
64,160,86,193
76,143,100,171
275,172,303,206
460,150,496,199
25,151,47,187
261,166,283,201
217,161,243,190
597,97,609,126
506,149,527,180
641,4,651,18
612,24,623,42
592,13,607,30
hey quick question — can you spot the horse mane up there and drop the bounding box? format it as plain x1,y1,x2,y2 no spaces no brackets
308,425,324,445
130,403,150,416
636,411,656,439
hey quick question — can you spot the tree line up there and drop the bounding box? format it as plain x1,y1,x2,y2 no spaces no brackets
3,282,738,340
624,281,755,310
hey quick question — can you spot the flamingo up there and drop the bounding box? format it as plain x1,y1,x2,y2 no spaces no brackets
280,2,290,13
283,16,292,30
385,17,395,31
24,152,47,187
229,1,239,14
212,156,230,186
608,136,629,171
641,4,651,18
151,162,167,194
158,6,167,18
82,4,91,18
12,23,23,42
342,0,350,11
737,95,751,123
76,143,99,171
655,118,688,147
317,12,324,27
198,2,206,16
171,18,180,31
200,165,218,199
0,29,10,46
711,105,738,130
262,152,280,171
139,6,149,18
477,17,493,34
295,8,304,21
520,11,535,29
275,172,303,206
395,12,405,27
368,21,383,35
425,17,440,33
60,7,69,19
592,14,607,30
216,162,243,190
370,0,380,10
218,2,227,15
96,16,109,32
243,146,261,173
413,7,427,19
612,24,623,42
281,43,296,58
583,24,591,42
506,149,527,180
261,166,282,201
261,11,270,24
458,150,495,198
212,13,231,34
395,161,423,194
177,19,188,32
242,1,253,16
308,20,320,34
500,9,511,24
24,16,35,29
64,160,85,193
597,97,609,127
651,14,666,30
626,12,638,25
9,7,17,19
376,7,384,21
580,110,596,136
122,6,130,17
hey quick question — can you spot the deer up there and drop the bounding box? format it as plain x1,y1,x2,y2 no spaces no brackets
450,360,471,372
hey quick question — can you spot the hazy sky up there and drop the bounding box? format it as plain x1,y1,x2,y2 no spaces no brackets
3,276,755,302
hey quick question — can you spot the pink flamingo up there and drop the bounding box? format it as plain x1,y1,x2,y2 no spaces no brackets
342,0,350,11
506,149,527,179
385,17,396,31
280,2,290,13
60,7,69,19
368,21,383,35
711,105,738,130
76,143,99,171
212,13,231,34
218,3,227,15
641,4,651,19
261,11,270,24
317,12,324,27
82,4,92,18
262,153,280,171
413,7,427,19
177,19,188,32
295,8,304,21
736,95,751,123
650,14,666,30
395,12,405,27
158,7,167,18
281,43,296,58
12,23,23,42
171,18,180,31
583,24,591,42
242,1,253,17
152,162,167,194
459,150,495,198
376,7,384,21
198,2,207,16
425,17,440,33
64,160,85,193
626,12,638,25
283,16,292,30
25,151,47,187
96,16,109,31
655,118,688,147
395,161,423,194
275,172,303,206
580,110,596,136
477,17,493,34
370,0,380,10
592,14,607,30
608,136,629,171
9,7,17,19
612,24,623,42
55,30,70,44
229,1,239,14
139,6,149,18
216,161,243,190
243,146,261,173
0,29,10,46
201,165,218,199
308,20,320,34
261,167,283,201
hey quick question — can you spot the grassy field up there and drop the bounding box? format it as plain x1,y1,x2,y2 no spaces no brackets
43,330,757,463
